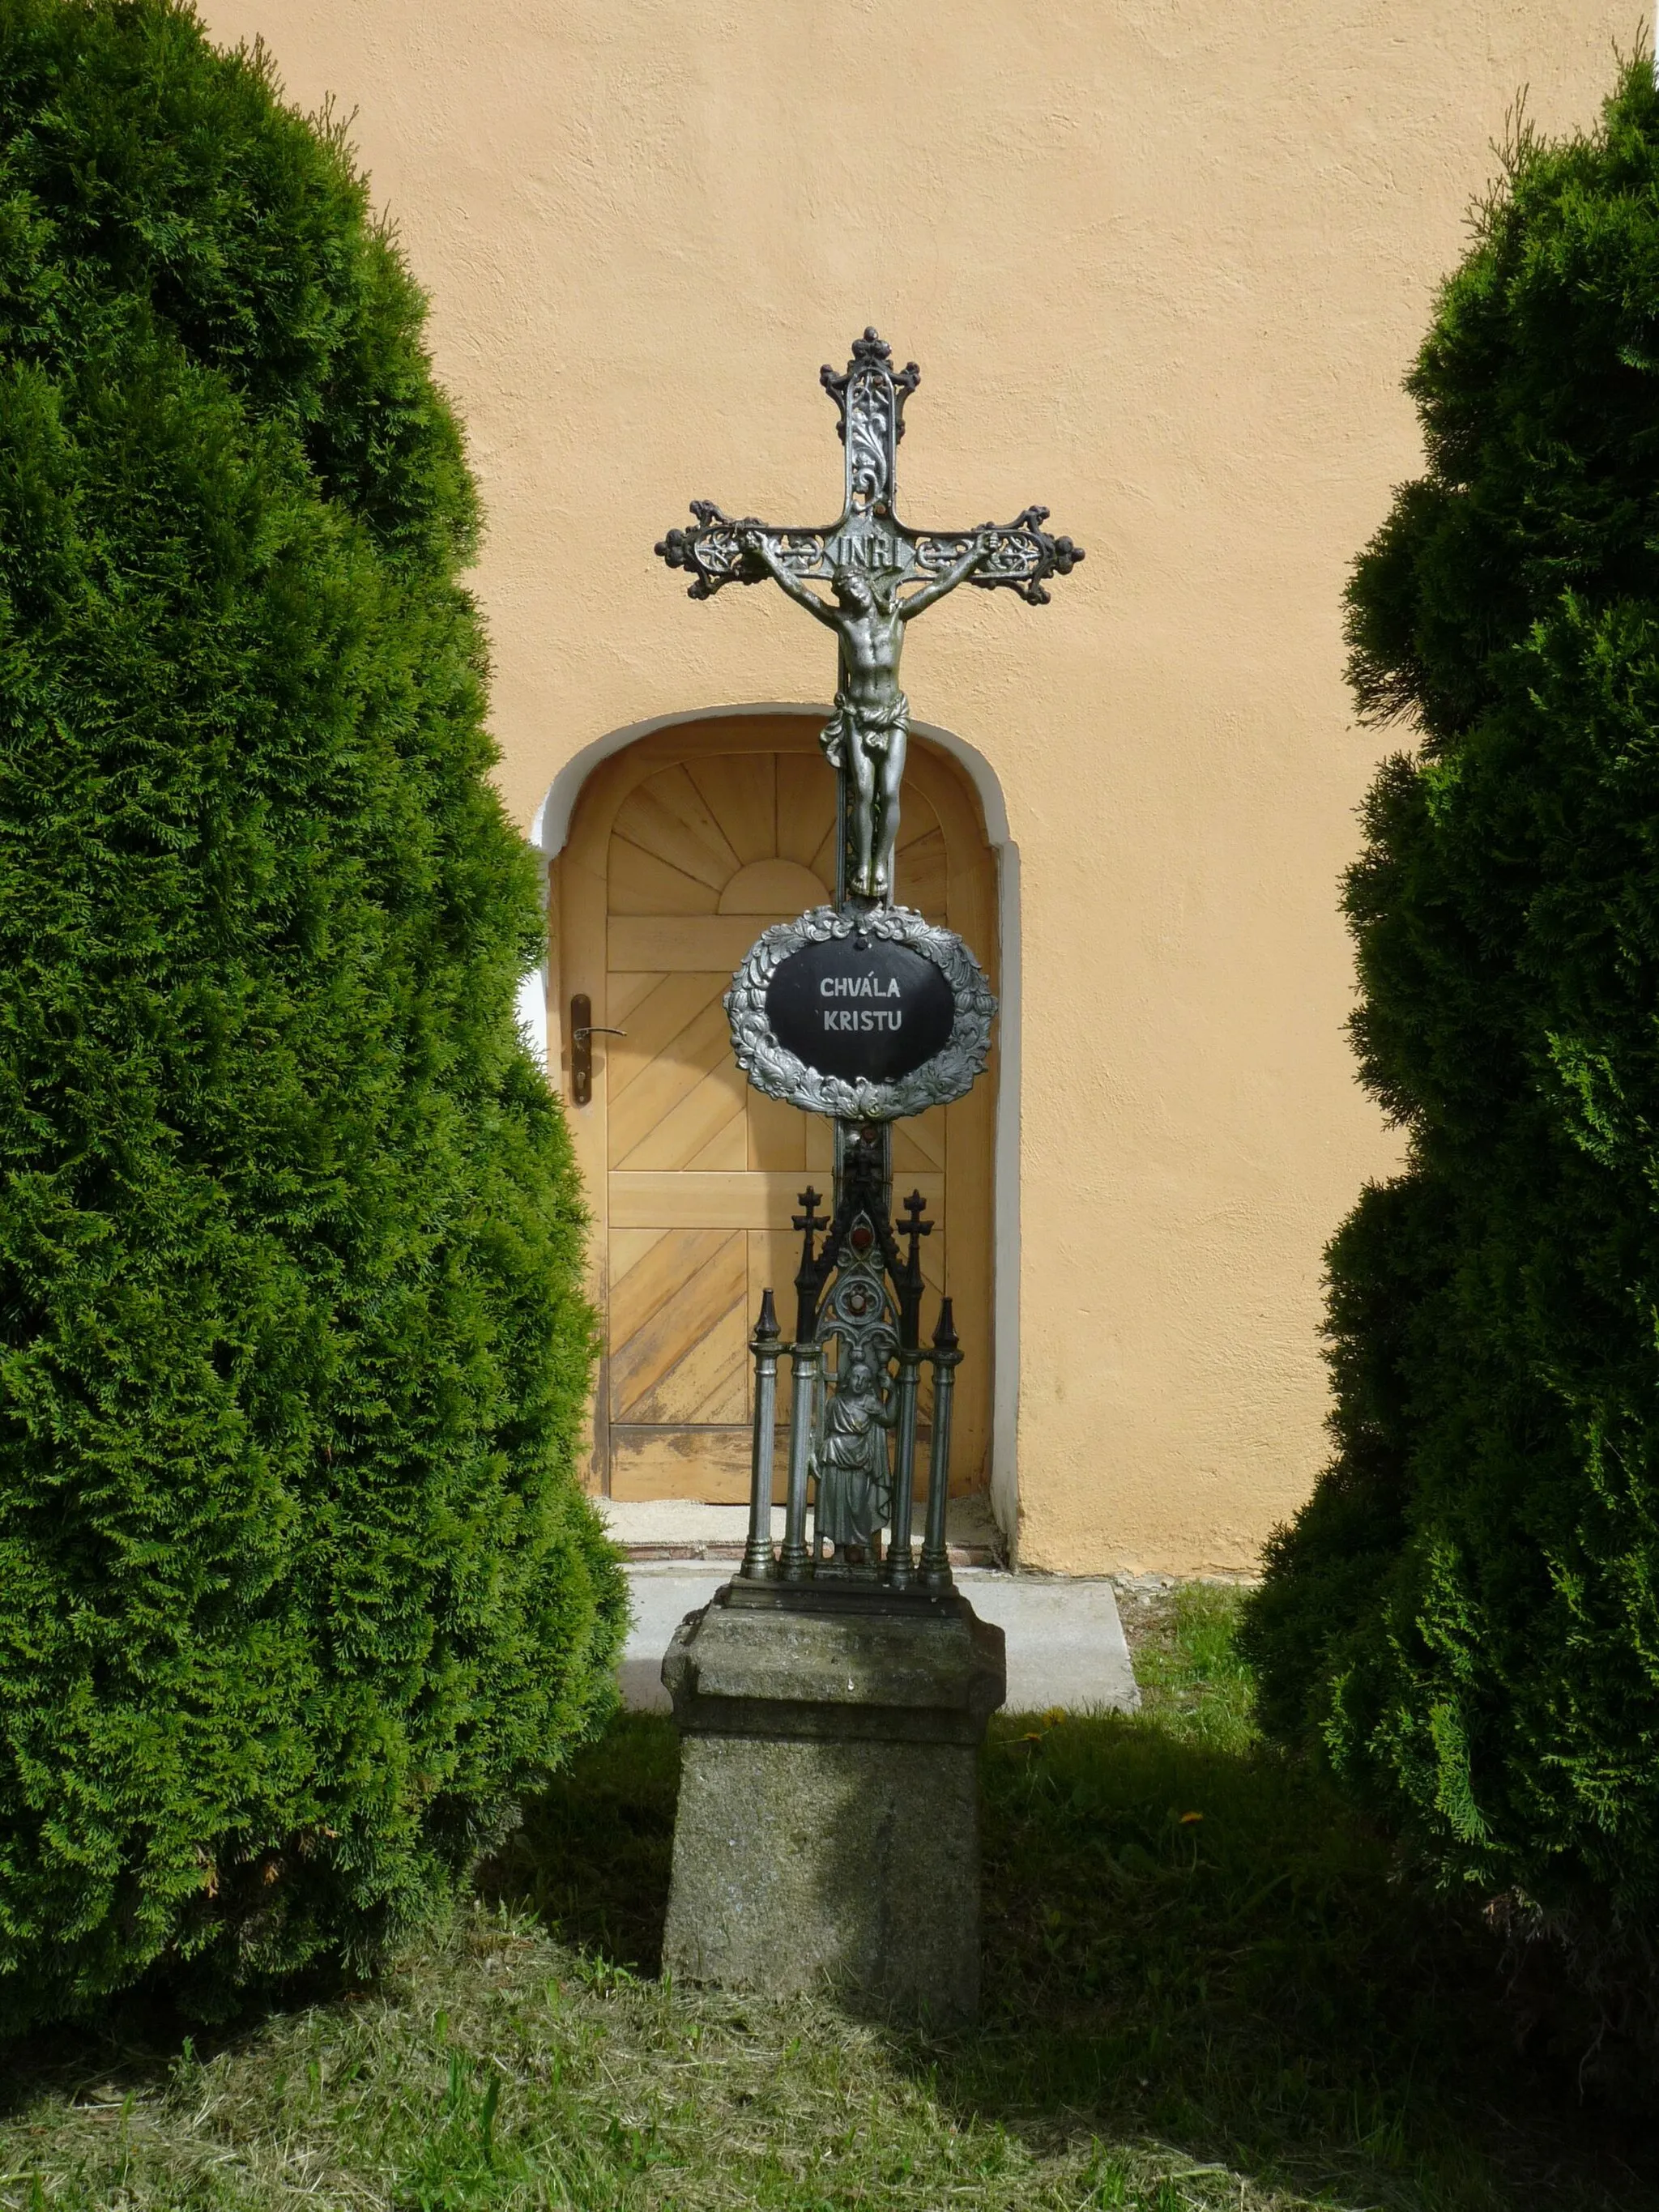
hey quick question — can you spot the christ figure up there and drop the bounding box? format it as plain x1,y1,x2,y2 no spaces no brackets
742,530,993,899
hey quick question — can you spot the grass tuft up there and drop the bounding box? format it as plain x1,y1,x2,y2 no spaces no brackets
1,1585,1654,2209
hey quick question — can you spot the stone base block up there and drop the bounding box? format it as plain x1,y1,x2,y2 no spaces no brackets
660,1581,1006,2023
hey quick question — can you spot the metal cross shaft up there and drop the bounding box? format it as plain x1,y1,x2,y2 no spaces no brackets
655,328,1084,903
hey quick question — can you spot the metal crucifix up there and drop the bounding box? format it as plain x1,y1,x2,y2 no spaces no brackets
655,328,1083,904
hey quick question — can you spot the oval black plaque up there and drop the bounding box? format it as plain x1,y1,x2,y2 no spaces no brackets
765,936,955,1083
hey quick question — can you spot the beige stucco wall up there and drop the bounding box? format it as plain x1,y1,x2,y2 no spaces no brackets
201,0,1638,1574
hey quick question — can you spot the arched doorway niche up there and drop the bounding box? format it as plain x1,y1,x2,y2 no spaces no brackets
527,705,1021,1539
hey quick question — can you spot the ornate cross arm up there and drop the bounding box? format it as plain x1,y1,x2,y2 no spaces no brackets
655,328,1082,605
655,503,1082,607
654,330,1084,902
655,504,834,601
913,508,1083,607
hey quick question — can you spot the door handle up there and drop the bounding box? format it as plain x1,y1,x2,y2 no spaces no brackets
569,995,625,1106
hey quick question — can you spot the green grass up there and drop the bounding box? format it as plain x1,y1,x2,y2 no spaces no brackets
1,1587,1654,2210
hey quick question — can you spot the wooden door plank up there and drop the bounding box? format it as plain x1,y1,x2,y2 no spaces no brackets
608,837,723,915
747,1227,801,1330
618,1314,749,1426
742,1093,835,1178
809,816,839,885
944,1080,993,1487
608,970,671,1026
607,998,734,1165
901,828,949,923
611,1225,720,1347
716,857,829,914
892,1107,946,1173
576,727,1000,1512
608,974,728,1104
638,761,744,859
610,1168,942,1229
608,914,795,972
610,1233,747,1416
638,717,818,761
807,1113,836,1172
776,753,837,867
616,1060,748,1173
609,1426,756,1503
685,1098,750,1170
906,742,999,1494
897,790,940,851
614,767,740,891
686,752,778,867
552,839,610,1494
746,1089,807,1173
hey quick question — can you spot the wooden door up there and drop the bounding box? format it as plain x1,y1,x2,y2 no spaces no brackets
553,714,997,1502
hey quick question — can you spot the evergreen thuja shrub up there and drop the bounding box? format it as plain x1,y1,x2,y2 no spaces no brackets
1239,56,1659,2071
0,0,624,2028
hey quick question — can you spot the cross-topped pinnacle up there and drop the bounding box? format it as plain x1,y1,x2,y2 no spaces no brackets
818,328,919,520
898,1190,935,1340
791,1187,830,1238
655,330,1084,904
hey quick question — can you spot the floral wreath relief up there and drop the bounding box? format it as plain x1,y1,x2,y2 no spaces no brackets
724,903,996,1122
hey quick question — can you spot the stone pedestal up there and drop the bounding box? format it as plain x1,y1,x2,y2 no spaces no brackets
660,1580,1006,2023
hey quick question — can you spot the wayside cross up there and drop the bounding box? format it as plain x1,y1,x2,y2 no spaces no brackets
655,329,1083,902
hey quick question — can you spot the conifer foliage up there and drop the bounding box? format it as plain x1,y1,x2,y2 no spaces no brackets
0,0,623,2026
1240,59,1659,2050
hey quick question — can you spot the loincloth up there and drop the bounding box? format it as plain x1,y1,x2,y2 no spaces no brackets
820,689,911,766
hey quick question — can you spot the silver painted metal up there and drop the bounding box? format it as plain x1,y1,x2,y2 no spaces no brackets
657,328,1082,902
726,902,996,1122
738,1179,962,1592
742,1290,782,1580
886,1345,923,1590
780,1338,820,1582
658,334,1039,1590
920,1300,962,1591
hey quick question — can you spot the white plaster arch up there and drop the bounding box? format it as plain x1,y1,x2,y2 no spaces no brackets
523,702,1022,1540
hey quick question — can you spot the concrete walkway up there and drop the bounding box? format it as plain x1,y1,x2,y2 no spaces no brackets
619,1562,1140,1716
600,1496,1004,1567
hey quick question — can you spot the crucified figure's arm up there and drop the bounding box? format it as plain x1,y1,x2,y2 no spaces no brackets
898,531,996,622
741,531,841,629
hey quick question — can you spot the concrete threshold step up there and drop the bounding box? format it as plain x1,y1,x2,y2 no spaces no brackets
598,1498,1004,1570
618,1561,1140,1720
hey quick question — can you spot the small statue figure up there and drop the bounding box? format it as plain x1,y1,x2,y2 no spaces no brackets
811,1353,897,1563
742,531,992,901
